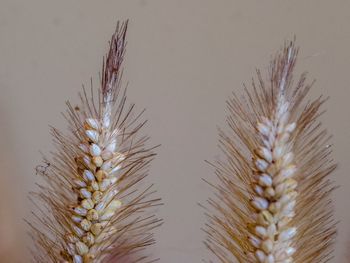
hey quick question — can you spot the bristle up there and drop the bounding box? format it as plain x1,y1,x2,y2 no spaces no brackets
29,20,162,263
203,40,336,262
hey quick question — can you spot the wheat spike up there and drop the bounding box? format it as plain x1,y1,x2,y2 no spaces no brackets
203,40,336,263
28,20,162,263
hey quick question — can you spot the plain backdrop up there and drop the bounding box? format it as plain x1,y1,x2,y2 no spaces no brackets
0,0,350,262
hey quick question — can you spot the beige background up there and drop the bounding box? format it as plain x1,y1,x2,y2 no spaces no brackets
0,0,350,262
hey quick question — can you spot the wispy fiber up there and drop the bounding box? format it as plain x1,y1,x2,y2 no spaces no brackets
203,40,336,263
28,20,162,263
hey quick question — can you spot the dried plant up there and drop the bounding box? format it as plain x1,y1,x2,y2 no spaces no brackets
28,21,162,263
203,40,337,262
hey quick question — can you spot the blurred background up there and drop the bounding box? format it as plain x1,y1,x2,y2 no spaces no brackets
0,0,349,262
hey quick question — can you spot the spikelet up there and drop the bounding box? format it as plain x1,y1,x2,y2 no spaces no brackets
28,21,162,263
203,40,337,262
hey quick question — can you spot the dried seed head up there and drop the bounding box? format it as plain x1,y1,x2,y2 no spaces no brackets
29,22,162,263
203,40,336,263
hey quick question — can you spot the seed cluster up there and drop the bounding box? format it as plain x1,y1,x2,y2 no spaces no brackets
249,99,297,263
63,118,124,263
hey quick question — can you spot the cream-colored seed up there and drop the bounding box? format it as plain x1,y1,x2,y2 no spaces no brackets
109,176,117,184
257,211,274,226
100,209,115,221
102,116,111,129
268,203,277,213
81,199,94,210
83,254,95,263
93,156,103,167
255,249,266,262
265,254,275,263
99,179,111,191
85,118,100,130
249,235,261,248
264,187,275,198
80,219,92,231
73,255,83,263
90,144,102,157
106,200,122,211
91,223,103,235
252,197,269,211
85,130,99,143
72,215,82,223
261,239,273,253
255,226,267,238
258,174,272,187
92,191,103,203
279,227,296,241
83,232,95,246
80,188,92,199
255,158,269,171
266,224,277,238
91,181,99,191
83,156,91,167
105,141,117,152
257,122,270,137
75,241,89,255
256,147,273,163
83,170,95,182
74,206,87,216
74,179,87,188
95,170,107,182
101,160,112,171
101,150,113,160
87,209,99,221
